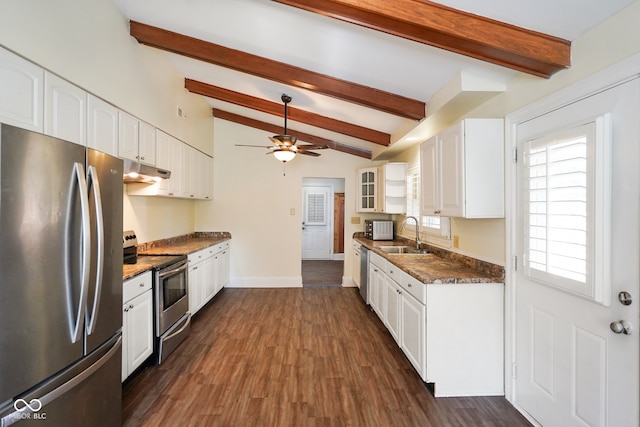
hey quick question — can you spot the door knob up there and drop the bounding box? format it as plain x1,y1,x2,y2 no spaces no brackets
610,320,632,335
618,291,633,305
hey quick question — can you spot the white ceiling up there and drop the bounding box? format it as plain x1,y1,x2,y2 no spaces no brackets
113,0,634,157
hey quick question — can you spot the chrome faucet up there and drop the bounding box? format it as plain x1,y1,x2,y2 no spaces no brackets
400,216,421,250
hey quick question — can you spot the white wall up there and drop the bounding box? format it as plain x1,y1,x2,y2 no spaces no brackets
194,119,387,286
0,0,215,243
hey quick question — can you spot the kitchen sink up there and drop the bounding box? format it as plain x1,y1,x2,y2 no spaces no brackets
376,245,431,255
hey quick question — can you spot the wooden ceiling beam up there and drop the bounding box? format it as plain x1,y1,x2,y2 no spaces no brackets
130,21,425,119
272,0,571,78
213,109,372,159
186,79,390,146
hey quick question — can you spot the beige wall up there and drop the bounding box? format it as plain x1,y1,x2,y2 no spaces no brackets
0,0,215,243
194,120,389,285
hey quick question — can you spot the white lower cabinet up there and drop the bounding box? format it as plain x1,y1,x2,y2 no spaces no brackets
368,251,503,396
188,240,231,315
122,271,153,382
400,290,426,379
383,275,401,343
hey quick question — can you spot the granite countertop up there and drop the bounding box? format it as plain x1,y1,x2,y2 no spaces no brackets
354,234,504,285
122,232,231,280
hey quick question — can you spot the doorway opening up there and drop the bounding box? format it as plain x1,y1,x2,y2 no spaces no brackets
301,178,345,286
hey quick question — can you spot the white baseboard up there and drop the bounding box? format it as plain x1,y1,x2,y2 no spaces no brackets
332,253,345,261
342,276,357,287
227,276,302,288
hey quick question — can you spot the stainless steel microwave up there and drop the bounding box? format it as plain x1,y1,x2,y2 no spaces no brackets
364,220,394,240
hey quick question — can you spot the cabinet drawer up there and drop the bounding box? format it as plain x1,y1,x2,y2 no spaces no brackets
188,247,210,264
123,271,152,303
213,240,230,254
370,251,385,268
396,270,426,305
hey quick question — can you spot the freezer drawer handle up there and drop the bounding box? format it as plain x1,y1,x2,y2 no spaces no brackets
86,165,104,335
1,336,122,427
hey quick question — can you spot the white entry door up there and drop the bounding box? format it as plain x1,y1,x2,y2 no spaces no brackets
514,78,640,426
302,186,332,260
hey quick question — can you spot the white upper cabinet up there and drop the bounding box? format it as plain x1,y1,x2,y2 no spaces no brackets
138,121,156,166
118,111,139,162
119,111,156,166
44,72,86,146
420,118,504,218
420,135,439,214
0,48,44,132
378,162,407,214
87,94,118,156
356,167,378,212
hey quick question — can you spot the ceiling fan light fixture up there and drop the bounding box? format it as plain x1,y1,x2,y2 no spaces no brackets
273,149,296,162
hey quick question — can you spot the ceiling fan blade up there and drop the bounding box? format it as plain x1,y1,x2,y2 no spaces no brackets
297,144,329,150
235,144,275,148
297,149,321,157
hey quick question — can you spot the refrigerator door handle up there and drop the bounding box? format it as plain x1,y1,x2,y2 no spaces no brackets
86,165,104,335
0,336,122,427
68,162,91,344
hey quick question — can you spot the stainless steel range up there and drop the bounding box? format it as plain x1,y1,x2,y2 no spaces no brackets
122,231,190,364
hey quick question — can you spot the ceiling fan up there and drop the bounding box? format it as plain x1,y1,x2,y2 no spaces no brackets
236,94,328,163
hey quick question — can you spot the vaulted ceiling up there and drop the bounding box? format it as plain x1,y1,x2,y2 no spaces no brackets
113,0,633,160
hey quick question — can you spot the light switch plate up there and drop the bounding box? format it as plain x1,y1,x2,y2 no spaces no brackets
351,216,361,224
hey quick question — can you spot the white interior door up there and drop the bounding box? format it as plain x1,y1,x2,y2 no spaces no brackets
302,185,332,260
514,78,640,426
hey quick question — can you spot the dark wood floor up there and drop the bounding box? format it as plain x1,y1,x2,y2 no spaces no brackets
122,287,531,426
301,260,344,285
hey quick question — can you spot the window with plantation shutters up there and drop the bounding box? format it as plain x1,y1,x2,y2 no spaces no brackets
523,116,611,303
305,192,326,225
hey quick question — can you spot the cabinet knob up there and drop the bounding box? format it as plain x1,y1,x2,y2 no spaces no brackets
139,283,144,287
140,156,145,160
407,283,412,288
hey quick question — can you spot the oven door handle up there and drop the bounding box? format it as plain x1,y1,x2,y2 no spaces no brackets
159,262,188,279
163,314,191,341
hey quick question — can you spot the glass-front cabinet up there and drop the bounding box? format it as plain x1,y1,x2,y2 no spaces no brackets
357,167,378,212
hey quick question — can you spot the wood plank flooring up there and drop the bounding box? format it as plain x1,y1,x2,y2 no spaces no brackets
122,287,531,426
301,260,344,285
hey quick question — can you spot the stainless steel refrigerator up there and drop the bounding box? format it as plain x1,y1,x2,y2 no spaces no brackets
0,124,123,426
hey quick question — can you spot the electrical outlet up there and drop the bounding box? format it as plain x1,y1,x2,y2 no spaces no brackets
453,235,460,248
351,216,361,224
290,208,295,215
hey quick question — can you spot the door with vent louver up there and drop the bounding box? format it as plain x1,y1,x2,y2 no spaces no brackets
302,186,332,259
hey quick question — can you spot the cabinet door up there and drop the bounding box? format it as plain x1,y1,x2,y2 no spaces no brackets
118,111,139,162
87,95,118,156
356,168,377,212
203,154,214,200
203,254,216,302
369,262,383,318
126,291,154,376
167,136,183,197
0,48,44,132
188,263,203,314
138,121,156,166
439,122,465,217
420,136,440,215
384,276,401,343
181,144,196,198
401,291,426,379
220,247,230,289
44,72,86,146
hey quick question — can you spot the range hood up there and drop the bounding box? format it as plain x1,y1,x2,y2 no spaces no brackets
122,159,171,184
